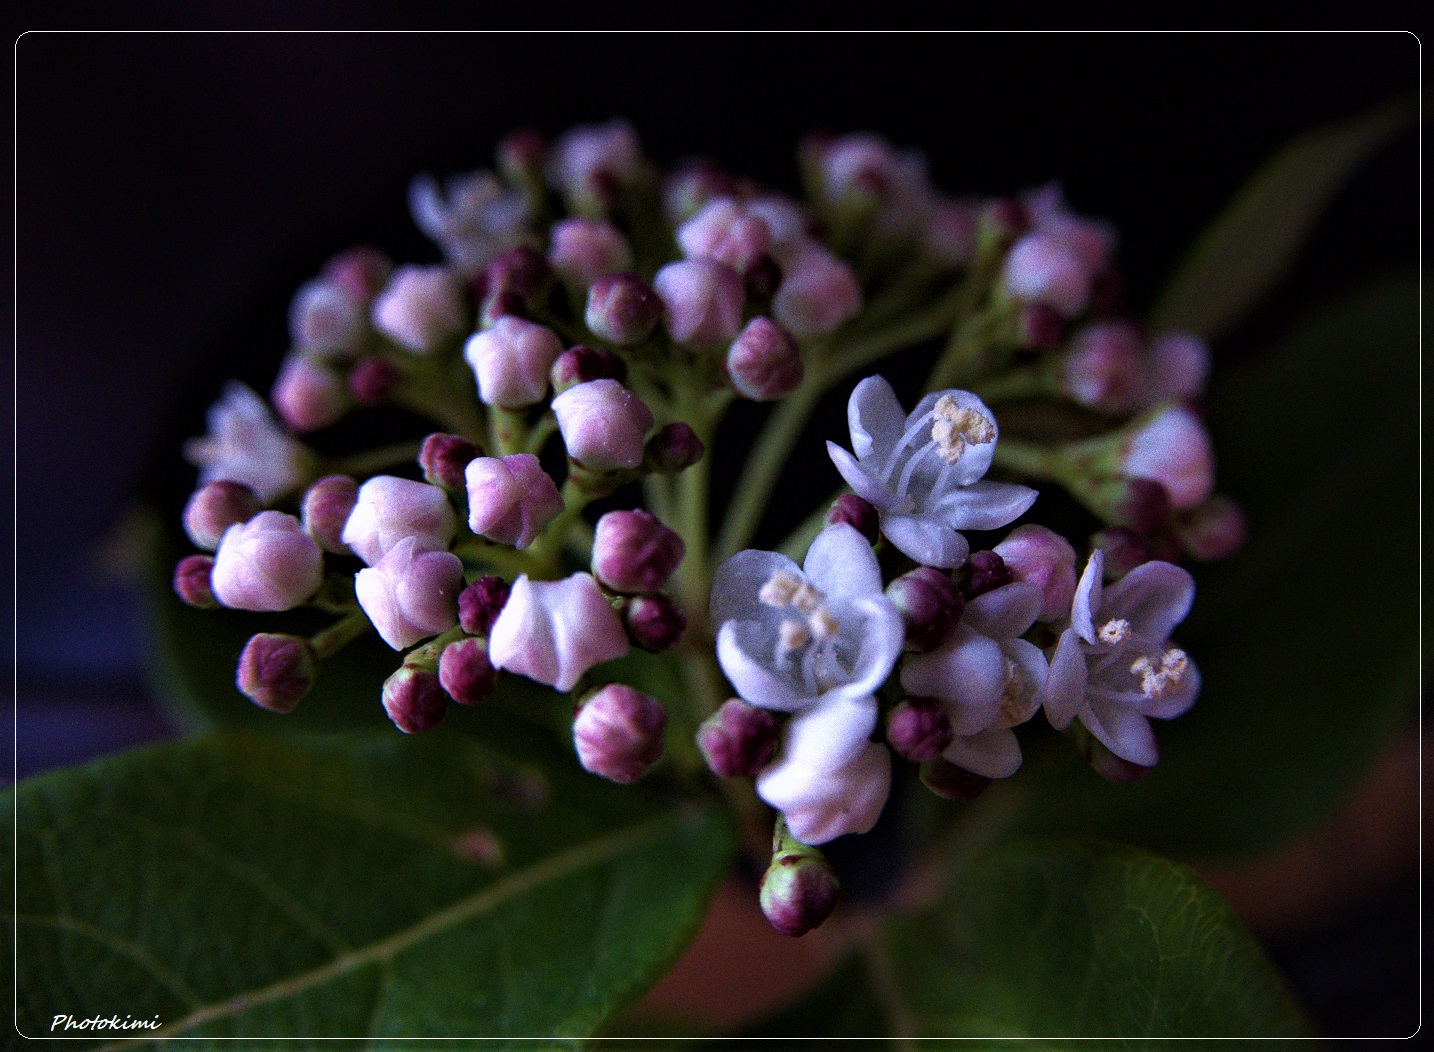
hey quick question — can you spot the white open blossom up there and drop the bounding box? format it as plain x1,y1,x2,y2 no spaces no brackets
183,382,312,505
827,376,1037,569
409,170,530,276
1041,550,1200,767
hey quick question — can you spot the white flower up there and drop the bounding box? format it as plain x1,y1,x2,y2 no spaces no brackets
341,476,458,567
487,573,631,692
354,536,464,650
1041,550,1200,767
826,376,1037,569
409,170,530,276
901,581,1048,779
183,382,312,505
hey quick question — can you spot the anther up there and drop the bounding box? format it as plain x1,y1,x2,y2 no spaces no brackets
1098,618,1131,645
930,395,996,465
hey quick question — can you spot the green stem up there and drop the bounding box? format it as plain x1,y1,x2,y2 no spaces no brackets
450,539,536,578
525,477,597,579
972,364,1055,404
991,438,1066,481
328,440,425,479
309,610,370,658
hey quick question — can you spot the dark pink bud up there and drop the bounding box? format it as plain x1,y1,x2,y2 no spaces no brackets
1090,527,1153,580
438,637,500,706
760,848,840,938
744,253,783,299
1018,303,1065,349
497,127,548,183
419,433,481,491
592,510,685,593
237,632,317,714
382,664,449,733
183,480,260,551
480,290,525,328
322,246,392,303
824,493,879,546
982,197,1031,241
726,317,803,402
173,555,218,608
1072,720,1154,782
485,245,550,303
696,698,778,778
886,697,953,763
886,568,963,652
301,474,358,554
1111,477,1173,534
623,593,688,653
919,757,992,801
573,683,667,784
1171,495,1246,562
550,344,627,394
663,159,735,222
585,272,662,345
958,550,1011,601
644,422,705,474
348,356,403,406
457,576,511,636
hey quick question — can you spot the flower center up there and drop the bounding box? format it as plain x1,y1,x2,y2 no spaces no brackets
1098,618,1131,645
1130,648,1189,699
930,394,996,465
761,570,846,693
996,655,1035,727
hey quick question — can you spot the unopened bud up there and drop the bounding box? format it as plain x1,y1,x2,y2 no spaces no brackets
1171,495,1246,562
323,245,392,303
623,593,688,653
183,480,260,551
887,567,963,652
1071,720,1153,782
347,356,403,406
237,632,317,714
697,698,779,778
677,197,772,274
483,245,551,306
497,127,547,184
550,344,627,395
419,433,481,491
654,258,746,347
573,684,667,784
1089,527,1153,580
552,379,654,472
1018,303,1065,350
824,493,879,546
1002,231,1091,318
726,317,803,401
919,756,993,801
585,272,662,345
592,509,685,593
438,637,500,706
458,575,512,636
301,474,358,554
173,555,218,608
772,245,862,339
957,550,1011,601
760,846,840,937
548,217,633,289
993,524,1077,622
886,697,953,763
465,316,564,409
663,160,736,223
382,664,449,733
1121,406,1215,511
272,354,349,433
371,265,467,354
1063,320,1144,413
211,511,324,611
644,423,705,474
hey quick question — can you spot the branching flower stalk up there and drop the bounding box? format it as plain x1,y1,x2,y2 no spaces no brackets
174,121,1246,938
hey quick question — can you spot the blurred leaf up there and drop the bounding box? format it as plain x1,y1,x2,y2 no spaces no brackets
7,729,735,1046
978,274,1420,857
1150,97,1413,340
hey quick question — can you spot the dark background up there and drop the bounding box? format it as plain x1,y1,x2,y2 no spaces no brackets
9,30,1423,1037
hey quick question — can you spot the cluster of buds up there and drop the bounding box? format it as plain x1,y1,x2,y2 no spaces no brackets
173,122,1243,940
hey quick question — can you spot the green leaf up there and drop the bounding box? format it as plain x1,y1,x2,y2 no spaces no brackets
740,840,1311,1045
1149,97,1412,340
7,727,735,1047
978,274,1420,857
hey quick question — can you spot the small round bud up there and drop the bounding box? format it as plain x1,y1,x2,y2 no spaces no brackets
662,160,735,223
993,524,1078,622
1064,320,1144,413
465,454,565,549
886,567,964,652
354,538,464,650
237,632,317,714
726,317,804,401
551,379,654,472
572,683,667,785
272,354,349,433
771,245,861,339
760,849,840,938
211,511,324,612
183,480,260,551
886,697,953,763
958,550,1011,602
623,593,688,653
1017,303,1065,350
548,217,633,289
1111,477,1173,534
644,423,705,474
697,698,778,778
585,272,662,345
677,197,772,274
1089,527,1153,581
343,476,458,567
438,637,500,706
1002,231,1091,318
458,576,512,637
592,510,685,594
1121,406,1215,511
483,245,551,306
919,757,993,801
1072,720,1154,782
497,126,547,183
301,474,358,554
654,258,746,348
824,493,879,546
371,265,467,354
923,198,979,267
419,433,481,491
382,664,449,733
347,356,403,406
1171,495,1246,562
322,245,392,303
550,345,627,395
464,316,564,409
173,555,217,608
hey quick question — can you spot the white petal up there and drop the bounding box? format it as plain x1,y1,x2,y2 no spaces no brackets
847,375,906,461
882,514,969,569
964,581,1041,640
803,523,883,600
826,441,895,510
1041,627,1087,730
1080,697,1159,767
710,548,800,627
759,739,891,845
901,625,1005,732
825,596,905,703
943,727,1022,779
1137,657,1201,720
1101,560,1195,643
781,693,879,772
908,388,999,485
1002,637,1050,720
931,480,1038,531
716,621,810,712
1072,551,1104,643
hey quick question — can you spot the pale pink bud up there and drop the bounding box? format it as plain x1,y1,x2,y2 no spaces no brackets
1122,406,1215,511
1040,213,1116,275
183,480,259,551
551,379,654,472
547,119,643,201
824,493,879,546
458,576,511,636
438,637,500,706
173,555,217,608
745,195,810,251
653,259,745,347
993,524,1077,622
726,317,803,401
211,511,323,612
463,316,563,409
663,160,736,223
289,279,367,359
644,423,704,474
551,345,627,394
573,683,667,784
1171,495,1246,562
487,573,630,692
465,453,564,549
623,593,688,653
272,354,349,433
886,567,964,652
481,246,551,303
342,475,457,566
1147,331,1210,402
760,848,840,938
592,509,685,593
354,537,463,650
323,246,392,302
697,698,778,779
772,244,862,339
347,356,402,405
677,198,772,273
585,272,663,345
819,132,903,202
1003,232,1092,317
919,757,992,801
886,697,953,763
371,265,467,353
301,474,358,554
548,217,633,288
382,664,448,733
1064,321,1144,413
237,632,317,714
419,433,481,491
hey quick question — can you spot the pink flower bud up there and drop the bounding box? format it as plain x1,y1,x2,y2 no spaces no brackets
653,258,745,347
726,317,803,402
183,480,259,551
644,423,704,474
237,632,317,714
382,664,448,733
289,276,369,358
497,127,547,183
547,119,643,202
463,316,563,409
465,453,564,549
1147,331,1210,402
677,198,772,273
697,698,778,779
173,555,218,608
886,697,953,763
1002,231,1092,317
438,637,500,706
824,493,879,546
211,511,323,612
551,379,654,472
482,245,551,303
818,132,902,202
585,272,663,345
550,345,627,394
458,575,511,636
886,567,963,652
745,195,811,250
487,573,630,692
1122,406,1215,511
354,537,463,650
548,217,633,289
760,847,840,938
663,160,736,223
1063,321,1144,413
301,474,358,554
347,356,402,405
342,476,457,566
371,265,467,353
1018,304,1066,350
573,683,667,784
957,550,1011,602
1090,527,1154,580
592,510,685,593
623,593,688,653
772,244,862,339
323,245,392,302
1171,495,1246,562
919,756,992,801
419,433,481,491
993,524,1077,622
271,354,349,433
